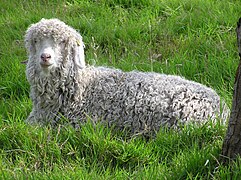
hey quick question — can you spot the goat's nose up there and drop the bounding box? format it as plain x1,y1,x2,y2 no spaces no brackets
41,53,51,62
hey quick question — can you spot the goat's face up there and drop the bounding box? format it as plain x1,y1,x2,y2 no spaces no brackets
33,36,65,73
25,19,86,80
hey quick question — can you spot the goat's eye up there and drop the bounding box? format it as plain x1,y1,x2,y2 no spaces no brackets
60,40,66,44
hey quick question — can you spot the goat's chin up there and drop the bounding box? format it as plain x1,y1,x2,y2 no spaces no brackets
38,64,56,77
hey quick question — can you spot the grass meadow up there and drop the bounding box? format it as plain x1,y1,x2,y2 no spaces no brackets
1,0,241,179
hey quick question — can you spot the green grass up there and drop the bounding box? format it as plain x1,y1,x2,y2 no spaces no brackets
0,0,241,179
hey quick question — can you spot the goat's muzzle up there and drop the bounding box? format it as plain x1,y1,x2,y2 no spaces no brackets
41,53,51,62
40,53,53,68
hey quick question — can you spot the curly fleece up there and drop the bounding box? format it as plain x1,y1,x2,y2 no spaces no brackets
25,18,229,135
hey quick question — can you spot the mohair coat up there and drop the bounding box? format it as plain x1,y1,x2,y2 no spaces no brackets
25,18,229,135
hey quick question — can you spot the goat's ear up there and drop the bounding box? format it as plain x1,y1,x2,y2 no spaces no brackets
21,60,28,64
73,40,85,69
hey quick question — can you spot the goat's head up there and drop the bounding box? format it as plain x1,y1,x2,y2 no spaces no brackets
25,18,85,77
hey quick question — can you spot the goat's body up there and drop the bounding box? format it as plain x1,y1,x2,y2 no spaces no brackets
81,67,228,131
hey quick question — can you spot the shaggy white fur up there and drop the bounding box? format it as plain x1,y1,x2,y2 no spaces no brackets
25,18,229,135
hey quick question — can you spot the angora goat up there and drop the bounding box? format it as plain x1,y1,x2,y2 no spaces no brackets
25,18,229,135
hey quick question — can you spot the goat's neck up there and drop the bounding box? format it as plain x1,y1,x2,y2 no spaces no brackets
30,67,78,109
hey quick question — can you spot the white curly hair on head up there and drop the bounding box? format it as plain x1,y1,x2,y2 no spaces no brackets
25,18,85,77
